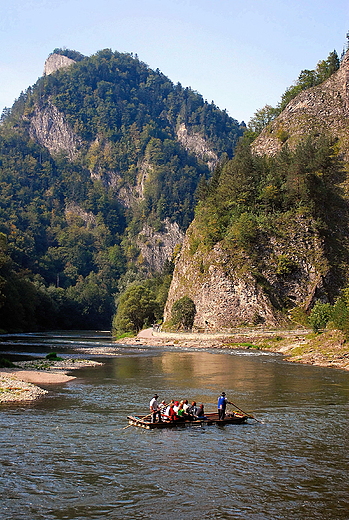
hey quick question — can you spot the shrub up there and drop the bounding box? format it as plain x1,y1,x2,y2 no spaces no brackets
0,357,15,368
331,297,349,334
276,255,298,275
45,352,63,361
309,301,333,332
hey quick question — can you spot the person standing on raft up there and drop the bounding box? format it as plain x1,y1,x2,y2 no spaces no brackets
149,393,162,423
217,392,233,420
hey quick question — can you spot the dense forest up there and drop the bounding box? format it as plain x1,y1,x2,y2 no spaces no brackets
1,46,347,334
0,48,244,332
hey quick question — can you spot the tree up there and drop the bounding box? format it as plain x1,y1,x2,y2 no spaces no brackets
247,105,279,135
171,296,196,330
309,301,332,332
112,283,159,334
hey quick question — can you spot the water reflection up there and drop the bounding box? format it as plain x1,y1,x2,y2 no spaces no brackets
0,331,348,520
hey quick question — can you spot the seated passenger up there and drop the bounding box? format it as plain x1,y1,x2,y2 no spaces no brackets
167,403,178,422
188,401,198,418
182,399,190,412
196,404,206,419
164,400,174,420
177,403,187,420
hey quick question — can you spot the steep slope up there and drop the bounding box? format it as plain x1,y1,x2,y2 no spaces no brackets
0,49,244,331
252,51,349,160
164,54,349,331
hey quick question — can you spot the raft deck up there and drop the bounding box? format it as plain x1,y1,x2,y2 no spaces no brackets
127,412,248,429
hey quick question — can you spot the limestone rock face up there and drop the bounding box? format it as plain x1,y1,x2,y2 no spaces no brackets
44,54,76,76
137,220,184,272
252,51,349,159
164,239,279,329
177,123,218,170
65,202,97,227
164,212,329,329
29,102,81,159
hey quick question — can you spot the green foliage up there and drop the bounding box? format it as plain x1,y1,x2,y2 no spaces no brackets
309,301,333,332
198,134,345,249
45,352,63,361
112,283,159,334
331,296,349,333
227,212,258,250
0,357,15,368
171,296,196,330
0,48,244,332
276,255,298,275
247,104,279,134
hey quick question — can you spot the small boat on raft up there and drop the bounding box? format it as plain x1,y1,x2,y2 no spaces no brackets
127,411,248,429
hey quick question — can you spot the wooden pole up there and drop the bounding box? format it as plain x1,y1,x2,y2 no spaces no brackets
229,401,263,423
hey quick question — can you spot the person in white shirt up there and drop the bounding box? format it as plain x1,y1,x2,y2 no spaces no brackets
149,393,162,423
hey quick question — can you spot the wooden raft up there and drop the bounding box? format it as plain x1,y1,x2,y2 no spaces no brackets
127,412,248,429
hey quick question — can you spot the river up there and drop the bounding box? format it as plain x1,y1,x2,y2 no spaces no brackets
0,331,348,520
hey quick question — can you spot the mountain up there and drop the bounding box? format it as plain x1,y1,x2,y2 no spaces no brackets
163,52,349,331
0,48,244,332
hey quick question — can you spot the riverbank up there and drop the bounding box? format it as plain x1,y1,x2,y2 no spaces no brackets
2,327,348,404
124,327,349,371
0,358,102,403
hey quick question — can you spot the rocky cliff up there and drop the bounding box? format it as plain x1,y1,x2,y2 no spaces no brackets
29,102,81,159
44,53,76,76
164,53,349,330
176,123,218,170
252,51,349,160
164,212,330,329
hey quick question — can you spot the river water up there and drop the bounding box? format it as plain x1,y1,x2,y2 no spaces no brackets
0,331,348,520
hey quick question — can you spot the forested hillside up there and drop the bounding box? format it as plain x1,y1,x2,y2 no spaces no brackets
164,49,349,332
0,48,244,332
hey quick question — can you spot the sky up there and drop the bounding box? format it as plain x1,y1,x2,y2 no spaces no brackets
1,0,348,123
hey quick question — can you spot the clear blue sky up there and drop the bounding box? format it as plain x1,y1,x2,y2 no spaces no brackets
1,0,348,123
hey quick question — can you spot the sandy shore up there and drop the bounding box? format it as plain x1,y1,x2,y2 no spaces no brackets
2,327,348,404
0,359,102,403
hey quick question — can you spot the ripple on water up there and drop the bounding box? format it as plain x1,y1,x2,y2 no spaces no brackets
1,331,348,520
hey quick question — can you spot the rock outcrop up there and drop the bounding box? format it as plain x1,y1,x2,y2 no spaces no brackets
164,212,329,329
44,54,76,76
137,220,184,272
177,123,218,170
164,238,279,329
29,102,81,159
252,51,349,159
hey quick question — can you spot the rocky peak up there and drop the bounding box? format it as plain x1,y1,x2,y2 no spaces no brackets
44,53,76,76
252,51,349,159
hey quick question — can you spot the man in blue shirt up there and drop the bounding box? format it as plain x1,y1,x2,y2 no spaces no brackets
217,392,232,420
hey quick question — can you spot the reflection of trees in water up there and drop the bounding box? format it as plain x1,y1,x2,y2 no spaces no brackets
108,350,326,409
159,350,324,399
